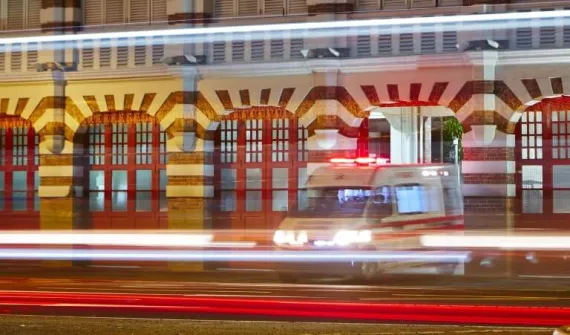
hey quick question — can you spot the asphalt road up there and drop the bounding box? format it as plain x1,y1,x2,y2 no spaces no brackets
0,315,554,335
0,266,568,307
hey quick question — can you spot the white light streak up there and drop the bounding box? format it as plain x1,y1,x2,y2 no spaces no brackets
0,233,256,249
0,248,470,262
1,11,570,46
421,234,570,250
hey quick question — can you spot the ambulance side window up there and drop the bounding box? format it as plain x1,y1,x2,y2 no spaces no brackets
368,186,393,217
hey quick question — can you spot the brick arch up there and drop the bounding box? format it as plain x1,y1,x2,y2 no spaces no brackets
153,91,220,141
73,111,159,142
24,96,85,143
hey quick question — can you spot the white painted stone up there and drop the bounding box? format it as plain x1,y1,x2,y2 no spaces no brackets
39,166,74,177
167,164,215,177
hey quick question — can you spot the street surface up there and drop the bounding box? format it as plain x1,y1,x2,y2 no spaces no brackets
0,315,554,335
0,266,569,307
0,266,568,326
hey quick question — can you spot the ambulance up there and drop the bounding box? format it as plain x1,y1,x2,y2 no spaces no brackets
273,157,464,282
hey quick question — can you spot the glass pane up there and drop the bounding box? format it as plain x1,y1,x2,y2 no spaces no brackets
90,171,105,191
522,124,527,135
554,149,559,159
297,190,308,211
529,124,535,134
553,165,570,188
34,171,40,191
136,191,152,212
221,169,237,190
221,191,236,211
522,148,528,159
561,111,567,122
552,111,558,121
112,171,128,190
0,172,4,191
529,136,535,147
136,170,152,191
529,149,535,159
523,190,543,214
553,123,559,134
298,168,307,189
554,190,570,213
537,124,542,135
522,165,543,189
159,169,167,190
272,190,288,211
160,191,168,212
529,112,534,122
272,168,288,189
562,124,567,134
246,191,262,211
13,171,27,191
112,191,128,211
89,192,104,211
537,148,543,159
0,191,4,210
34,192,39,211
536,111,542,122
12,191,27,211
246,169,262,189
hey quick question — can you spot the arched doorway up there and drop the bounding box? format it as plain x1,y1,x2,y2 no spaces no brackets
0,116,39,230
213,107,308,233
74,112,167,230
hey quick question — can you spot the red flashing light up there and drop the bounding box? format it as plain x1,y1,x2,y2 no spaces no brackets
330,157,390,165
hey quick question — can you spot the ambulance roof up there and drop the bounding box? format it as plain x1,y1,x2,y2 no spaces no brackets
306,166,376,188
306,164,457,188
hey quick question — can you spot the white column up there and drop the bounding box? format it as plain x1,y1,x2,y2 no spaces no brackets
386,107,419,164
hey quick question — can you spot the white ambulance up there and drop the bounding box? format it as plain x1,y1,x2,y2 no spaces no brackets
273,157,464,282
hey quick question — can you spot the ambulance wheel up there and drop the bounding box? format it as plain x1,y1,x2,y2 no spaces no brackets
277,272,299,283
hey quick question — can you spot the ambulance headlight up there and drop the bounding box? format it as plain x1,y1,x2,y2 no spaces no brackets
333,230,372,246
273,230,308,245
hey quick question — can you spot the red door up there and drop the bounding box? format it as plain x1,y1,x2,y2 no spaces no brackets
515,97,570,276
214,110,308,268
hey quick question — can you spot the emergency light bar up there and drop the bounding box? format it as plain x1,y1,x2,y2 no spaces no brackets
330,157,390,165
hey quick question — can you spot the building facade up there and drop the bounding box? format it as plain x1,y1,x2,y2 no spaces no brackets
1,0,570,272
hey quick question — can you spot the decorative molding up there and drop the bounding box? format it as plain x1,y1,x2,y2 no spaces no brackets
295,86,367,119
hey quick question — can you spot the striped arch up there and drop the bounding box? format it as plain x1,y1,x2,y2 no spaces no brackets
506,77,570,130
153,91,220,142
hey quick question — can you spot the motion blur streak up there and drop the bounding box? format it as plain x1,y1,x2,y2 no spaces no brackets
0,232,256,248
1,10,570,46
421,234,570,250
0,249,470,262
0,291,567,326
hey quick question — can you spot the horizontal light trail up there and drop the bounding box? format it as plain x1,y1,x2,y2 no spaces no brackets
0,232,256,249
0,290,567,326
1,10,570,47
421,234,570,250
0,248,469,262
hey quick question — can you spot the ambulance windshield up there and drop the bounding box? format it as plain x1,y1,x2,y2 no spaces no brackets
291,187,372,218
